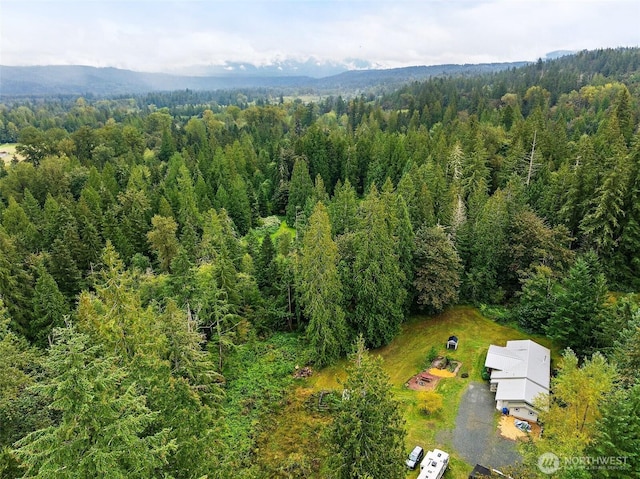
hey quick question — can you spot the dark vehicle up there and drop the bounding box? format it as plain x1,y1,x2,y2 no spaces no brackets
406,445,424,470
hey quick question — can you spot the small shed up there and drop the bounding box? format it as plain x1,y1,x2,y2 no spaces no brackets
446,335,458,350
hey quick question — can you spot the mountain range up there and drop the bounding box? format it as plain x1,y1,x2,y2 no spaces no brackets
0,61,529,98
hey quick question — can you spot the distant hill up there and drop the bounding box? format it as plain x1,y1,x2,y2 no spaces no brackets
0,61,528,98
545,50,577,60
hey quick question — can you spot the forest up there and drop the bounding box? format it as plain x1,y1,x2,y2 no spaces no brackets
1,47,640,478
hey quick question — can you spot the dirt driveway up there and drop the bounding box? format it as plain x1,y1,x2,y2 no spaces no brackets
437,382,522,469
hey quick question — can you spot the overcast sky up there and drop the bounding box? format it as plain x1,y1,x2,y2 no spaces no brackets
1,0,638,73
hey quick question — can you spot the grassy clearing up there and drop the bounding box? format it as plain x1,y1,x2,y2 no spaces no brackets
0,143,23,164
270,219,296,242
260,306,559,478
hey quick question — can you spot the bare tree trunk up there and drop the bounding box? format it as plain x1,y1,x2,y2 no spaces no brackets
526,130,537,186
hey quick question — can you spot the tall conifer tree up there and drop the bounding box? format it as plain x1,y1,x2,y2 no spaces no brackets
298,202,348,366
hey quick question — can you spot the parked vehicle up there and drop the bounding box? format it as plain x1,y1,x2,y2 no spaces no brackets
406,445,424,470
417,449,449,479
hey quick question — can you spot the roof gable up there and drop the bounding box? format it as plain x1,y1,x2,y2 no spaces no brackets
485,339,550,392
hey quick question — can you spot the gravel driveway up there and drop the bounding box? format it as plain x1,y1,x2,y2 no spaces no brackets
437,381,522,469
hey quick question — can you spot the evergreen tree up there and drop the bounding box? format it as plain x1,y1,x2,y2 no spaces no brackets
413,226,462,313
349,186,406,348
616,137,640,288
298,202,349,366
327,336,406,479
0,227,32,336
329,179,358,236
176,165,201,228
20,188,43,226
193,263,242,372
589,384,640,478
147,215,180,272
256,233,276,292
0,299,41,478
381,180,415,311
515,265,557,333
2,197,39,252
465,188,509,303
78,244,227,478
0,299,37,414
31,266,68,347
286,158,313,226
580,156,630,258
613,307,640,386
117,188,152,257
47,237,83,298
547,253,608,358
13,325,173,479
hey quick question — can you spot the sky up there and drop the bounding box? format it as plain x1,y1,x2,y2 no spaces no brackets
1,0,639,73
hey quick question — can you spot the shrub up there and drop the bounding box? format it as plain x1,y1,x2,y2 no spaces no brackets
426,346,439,364
418,390,443,415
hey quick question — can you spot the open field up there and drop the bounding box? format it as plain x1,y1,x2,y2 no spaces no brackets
0,143,23,164
261,306,559,478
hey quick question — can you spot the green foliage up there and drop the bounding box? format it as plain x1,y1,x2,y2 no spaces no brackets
346,186,407,348
328,179,358,236
418,390,444,415
413,225,462,313
589,383,640,478
147,215,179,272
222,334,310,474
326,336,406,479
0,48,640,478
286,158,313,226
426,345,439,364
0,299,37,414
546,253,609,357
529,349,616,477
13,325,174,479
31,266,68,347
298,202,349,366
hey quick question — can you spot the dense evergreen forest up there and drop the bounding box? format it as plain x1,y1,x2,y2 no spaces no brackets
1,48,640,478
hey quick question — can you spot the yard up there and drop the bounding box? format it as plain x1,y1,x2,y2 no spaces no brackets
0,143,23,164
259,306,558,478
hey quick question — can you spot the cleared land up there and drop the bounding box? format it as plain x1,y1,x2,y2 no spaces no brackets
0,143,23,164
261,306,558,479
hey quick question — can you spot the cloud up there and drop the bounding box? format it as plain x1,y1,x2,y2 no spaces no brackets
1,0,638,72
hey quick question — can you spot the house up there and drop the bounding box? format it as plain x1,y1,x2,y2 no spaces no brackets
484,339,550,422
417,449,449,479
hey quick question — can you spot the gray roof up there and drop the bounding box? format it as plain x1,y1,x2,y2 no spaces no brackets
485,340,550,405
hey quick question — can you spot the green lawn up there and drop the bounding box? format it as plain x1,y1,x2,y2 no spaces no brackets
270,219,296,242
306,306,559,479
0,143,23,163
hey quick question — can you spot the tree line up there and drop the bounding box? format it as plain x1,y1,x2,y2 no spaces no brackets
1,47,639,477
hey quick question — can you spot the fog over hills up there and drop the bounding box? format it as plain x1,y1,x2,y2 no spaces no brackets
0,60,529,97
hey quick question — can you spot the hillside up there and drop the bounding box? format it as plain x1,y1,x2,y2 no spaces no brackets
0,61,527,97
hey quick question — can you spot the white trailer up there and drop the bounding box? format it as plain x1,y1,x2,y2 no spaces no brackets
417,449,449,479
